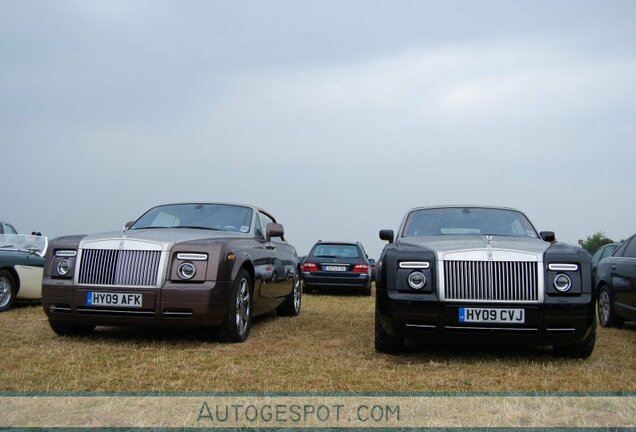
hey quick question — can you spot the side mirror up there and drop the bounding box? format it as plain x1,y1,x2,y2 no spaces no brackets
379,229,394,243
540,231,556,242
266,223,284,241
124,221,134,230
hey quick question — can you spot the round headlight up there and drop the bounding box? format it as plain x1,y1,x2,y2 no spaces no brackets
408,271,426,290
56,259,71,276
553,273,572,292
177,262,196,280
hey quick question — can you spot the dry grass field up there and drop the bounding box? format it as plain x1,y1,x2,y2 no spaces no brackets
1,289,635,393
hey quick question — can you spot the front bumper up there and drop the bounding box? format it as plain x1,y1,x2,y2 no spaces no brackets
42,278,234,328
377,295,595,346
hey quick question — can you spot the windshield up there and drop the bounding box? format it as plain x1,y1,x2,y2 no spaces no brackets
402,208,538,239
311,244,361,258
130,204,254,233
0,234,48,256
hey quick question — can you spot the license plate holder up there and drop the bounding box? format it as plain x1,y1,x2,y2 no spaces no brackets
324,265,347,272
459,307,525,324
86,291,143,308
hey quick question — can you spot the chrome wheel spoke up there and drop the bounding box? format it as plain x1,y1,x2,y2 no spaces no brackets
235,278,250,335
0,277,10,307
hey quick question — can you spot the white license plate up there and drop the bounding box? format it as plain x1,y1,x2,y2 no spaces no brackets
86,292,142,308
324,265,347,272
459,307,525,324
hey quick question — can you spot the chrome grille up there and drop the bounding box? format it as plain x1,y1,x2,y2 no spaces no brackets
78,249,162,287
443,260,538,302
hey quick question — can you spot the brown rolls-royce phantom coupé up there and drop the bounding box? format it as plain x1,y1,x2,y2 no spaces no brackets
42,203,301,342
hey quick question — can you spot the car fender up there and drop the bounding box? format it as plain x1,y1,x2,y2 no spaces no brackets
14,265,43,299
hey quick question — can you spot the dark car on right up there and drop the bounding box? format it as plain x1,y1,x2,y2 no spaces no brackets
591,242,621,284
596,233,636,327
301,241,372,295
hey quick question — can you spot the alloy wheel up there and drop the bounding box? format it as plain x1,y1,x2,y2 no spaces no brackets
235,278,251,336
598,290,611,326
0,275,12,309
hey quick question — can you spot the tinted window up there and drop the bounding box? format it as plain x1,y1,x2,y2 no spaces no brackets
4,224,17,234
614,241,629,257
131,204,253,233
600,244,618,259
624,237,636,258
311,244,361,258
402,208,538,238
591,247,605,264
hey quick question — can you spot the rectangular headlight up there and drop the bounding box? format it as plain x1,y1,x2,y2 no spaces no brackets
399,261,430,269
548,263,579,271
176,253,208,261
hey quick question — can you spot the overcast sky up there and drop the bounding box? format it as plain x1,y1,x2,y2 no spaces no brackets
1,0,635,257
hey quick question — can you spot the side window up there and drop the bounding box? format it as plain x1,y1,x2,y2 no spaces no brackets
254,216,264,238
613,241,629,258
591,247,604,264
6,224,17,234
600,245,615,260
624,237,636,259
0,224,4,234
258,213,282,241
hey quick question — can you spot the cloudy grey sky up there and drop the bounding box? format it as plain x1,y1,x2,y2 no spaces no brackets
1,0,635,256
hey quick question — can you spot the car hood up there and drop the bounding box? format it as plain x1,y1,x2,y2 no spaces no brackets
398,235,550,259
80,228,247,251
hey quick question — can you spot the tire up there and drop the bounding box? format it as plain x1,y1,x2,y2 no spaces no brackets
553,318,596,359
0,269,16,312
49,320,95,336
217,269,252,343
598,285,623,328
375,309,404,353
277,273,301,316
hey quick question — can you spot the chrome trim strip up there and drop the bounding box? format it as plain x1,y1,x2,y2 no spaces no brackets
55,250,77,257
445,326,537,331
406,324,436,329
546,328,576,332
399,261,430,269
49,305,71,312
548,263,579,271
163,311,193,317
